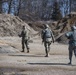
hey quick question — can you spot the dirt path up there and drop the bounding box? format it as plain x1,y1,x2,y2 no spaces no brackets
0,37,76,75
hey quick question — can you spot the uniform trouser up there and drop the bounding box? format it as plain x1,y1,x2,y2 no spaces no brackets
69,44,76,63
44,41,51,56
22,39,29,51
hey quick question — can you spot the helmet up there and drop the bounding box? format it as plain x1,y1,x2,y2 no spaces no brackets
44,24,49,28
22,25,26,30
71,25,76,31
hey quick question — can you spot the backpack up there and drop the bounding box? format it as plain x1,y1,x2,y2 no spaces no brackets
42,28,52,42
44,28,52,38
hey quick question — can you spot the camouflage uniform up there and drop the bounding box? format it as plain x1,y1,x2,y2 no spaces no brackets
41,24,54,57
65,26,76,64
19,26,29,53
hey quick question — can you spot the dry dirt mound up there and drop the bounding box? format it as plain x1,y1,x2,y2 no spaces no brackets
0,14,36,36
28,14,76,43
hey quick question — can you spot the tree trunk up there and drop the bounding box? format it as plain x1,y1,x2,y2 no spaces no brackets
8,0,13,14
69,0,71,14
0,0,2,13
16,0,21,16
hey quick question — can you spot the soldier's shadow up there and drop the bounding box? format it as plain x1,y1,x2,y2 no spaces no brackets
28,63,76,66
9,54,76,66
9,54,44,57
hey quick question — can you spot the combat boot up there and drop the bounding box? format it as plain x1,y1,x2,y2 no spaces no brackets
74,49,76,58
68,62,71,65
27,49,29,53
68,59,72,65
75,55,76,58
21,51,24,52
45,55,48,57
45,53,48,57
21,48,24,52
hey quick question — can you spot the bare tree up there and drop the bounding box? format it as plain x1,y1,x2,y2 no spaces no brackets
2,0,76,21
52,1,62,20
71,0,76,12
0,0,2,13
69,0,71,13
16,0,21,16
8,0,13,14
59,0,71,17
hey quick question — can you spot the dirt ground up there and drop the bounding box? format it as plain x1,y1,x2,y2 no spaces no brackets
0,37,76,75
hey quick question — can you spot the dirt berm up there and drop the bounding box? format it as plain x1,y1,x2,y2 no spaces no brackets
0,14,36,36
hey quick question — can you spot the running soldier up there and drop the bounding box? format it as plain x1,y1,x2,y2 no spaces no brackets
19,26,30,53
41,24,54,57
65,25,76,64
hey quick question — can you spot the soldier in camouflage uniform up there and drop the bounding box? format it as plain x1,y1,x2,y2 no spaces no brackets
65,25,76,64
19,26,30,53
41,24,54,57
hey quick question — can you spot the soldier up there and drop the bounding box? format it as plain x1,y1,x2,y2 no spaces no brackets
65,25,76,64
41,24,54,57
19,26,30,53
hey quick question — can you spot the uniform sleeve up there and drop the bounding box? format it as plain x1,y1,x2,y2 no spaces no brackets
51,30,55,42
25,30,29,40
18,31,23,37
41,30,45,39
41,30,43,39
65,32,72,39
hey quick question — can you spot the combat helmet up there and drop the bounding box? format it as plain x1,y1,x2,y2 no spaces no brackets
44,24,49,28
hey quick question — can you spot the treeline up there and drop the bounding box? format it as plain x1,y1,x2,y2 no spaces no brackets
0,0,76,21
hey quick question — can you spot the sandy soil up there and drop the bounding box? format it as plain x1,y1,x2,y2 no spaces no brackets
0,37,76,75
